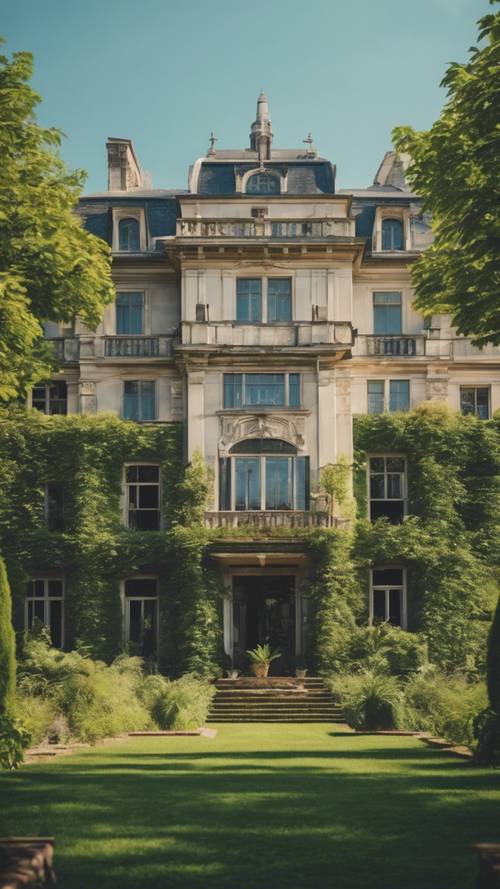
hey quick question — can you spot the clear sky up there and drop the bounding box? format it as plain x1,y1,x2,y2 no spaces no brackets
3,0,488,193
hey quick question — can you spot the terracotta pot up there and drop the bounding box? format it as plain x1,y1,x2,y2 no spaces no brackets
295,669,307,679
251,663,269,678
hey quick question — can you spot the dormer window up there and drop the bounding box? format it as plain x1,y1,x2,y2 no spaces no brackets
119,218,140,251
381,218,404,251
246,173,280,195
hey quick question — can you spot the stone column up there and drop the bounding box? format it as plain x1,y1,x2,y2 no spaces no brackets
317,366,336,469
186,369,205,459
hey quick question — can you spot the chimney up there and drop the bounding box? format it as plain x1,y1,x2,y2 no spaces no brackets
106,138,143,191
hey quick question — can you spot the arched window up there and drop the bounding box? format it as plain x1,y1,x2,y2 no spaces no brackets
381,218,404,251
246,173,280,195
118,217,140,251
219,439,309,511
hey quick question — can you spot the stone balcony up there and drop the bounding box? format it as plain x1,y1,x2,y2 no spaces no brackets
359,335,426,357
204,510,349,531
47,337,80,363
78,335,176,360
176,217,355,239
181,321,353,349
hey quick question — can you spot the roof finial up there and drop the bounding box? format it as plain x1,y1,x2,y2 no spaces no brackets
207,131,218,157
303,132,316,157
250,91,273,161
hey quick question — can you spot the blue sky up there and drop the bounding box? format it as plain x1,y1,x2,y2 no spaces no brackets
3,0,488,193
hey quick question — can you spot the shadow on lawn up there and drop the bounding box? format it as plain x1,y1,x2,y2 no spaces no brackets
1,742,499,889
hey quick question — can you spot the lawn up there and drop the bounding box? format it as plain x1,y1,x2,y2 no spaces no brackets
1,725,499,888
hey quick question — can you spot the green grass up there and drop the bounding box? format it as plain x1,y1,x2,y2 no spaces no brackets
1,725,499,888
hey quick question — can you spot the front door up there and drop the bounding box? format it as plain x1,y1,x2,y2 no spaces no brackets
232,575,295,674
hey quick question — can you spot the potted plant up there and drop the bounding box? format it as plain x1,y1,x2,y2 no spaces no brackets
227,668,240,680
295,656,308,679
246,644,281,678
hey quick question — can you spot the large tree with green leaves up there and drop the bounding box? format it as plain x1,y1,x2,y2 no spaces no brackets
0,556,15,717
393,6,500,346
0,43,114,400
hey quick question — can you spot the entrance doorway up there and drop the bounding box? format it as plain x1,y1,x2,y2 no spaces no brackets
232,575,296,674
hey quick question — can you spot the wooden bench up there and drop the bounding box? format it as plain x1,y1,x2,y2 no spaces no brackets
475,844,500,888
0,839,55,888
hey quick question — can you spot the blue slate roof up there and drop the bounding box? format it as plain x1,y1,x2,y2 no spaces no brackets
196,160,335,195
78,195,179,244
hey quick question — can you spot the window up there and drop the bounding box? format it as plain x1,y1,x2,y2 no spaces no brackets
219,439,309,511
268,279,292,322
236,279,262,322
124,578,158,658
116,292,144,335
246,173,280,195
45,483,64,531
125,465,160,530
370,568,406,628
369,457,406,523
367,380,410,414
32,381,68,415
123,381,156,421
381,218,404,251
460,387,490,420
373,292,402,335
26,578,64,647
118,218,140,251
223,373,300,409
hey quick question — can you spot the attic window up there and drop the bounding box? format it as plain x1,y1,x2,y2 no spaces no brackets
246,173,280,195
119,218,140,251
382,218,404,251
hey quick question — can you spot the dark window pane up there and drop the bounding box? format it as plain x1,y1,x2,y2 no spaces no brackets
236,279,261,322
386,457,405,472
129,600,142,643
119,218,140,251
368,381,385,414
245,374,285,407
140,382,156,421
124,381,139,420
116,292,144,335
370,475,385,498
32,385,48,413
138,487,159,509
231,438,297,455
389,589,402,625
126,466,139,483
137,465,159,483
50,600,62,647
223,374,243,408
296,456,308,510
370,501,404,523
246,173,280,195
387,474,402,499
266,458,291,510
125,578,157,597
48,580,63,598
373,590,386,622
49,381,67,415
373,568,403,586
268,279,292,322
381,219,404,250
34,580,45,598
389,380,409,412
28,599,45,626
134,510,160,530
370,457,385,472
235,458,260,510
142,600,157,657
289,374,300,408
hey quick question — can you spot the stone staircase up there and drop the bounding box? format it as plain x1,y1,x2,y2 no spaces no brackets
207,676,344,724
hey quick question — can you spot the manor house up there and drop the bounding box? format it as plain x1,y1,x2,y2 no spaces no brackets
30,94,500,671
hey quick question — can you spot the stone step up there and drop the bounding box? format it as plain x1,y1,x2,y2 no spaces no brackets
207,717,346,723
211,702,342,709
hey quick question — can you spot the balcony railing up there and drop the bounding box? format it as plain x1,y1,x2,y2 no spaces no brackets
177,218,354,239
204,510,349,530
48,337,80,362
181,321,353,348
356,335,426,357
104,336,161,357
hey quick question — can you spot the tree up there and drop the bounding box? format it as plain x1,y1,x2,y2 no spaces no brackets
393,6,500,346
0,43,114,400
0,556,16,716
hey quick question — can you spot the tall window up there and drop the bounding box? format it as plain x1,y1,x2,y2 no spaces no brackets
32,381,68,415
45,483,65,531
118,218,140,251
123,381,156,421
223,373,300,409
125,465,160,530
219,439,309,511
370,568,406,627
381,218,404,251
246,173,280,195
367,381,410,414
124,578,158,658
26,578,64,647
236,279,262,322
369,457,406,523
373,292,402,335
460,387,490,420
116,292,144,334
268,279,292,322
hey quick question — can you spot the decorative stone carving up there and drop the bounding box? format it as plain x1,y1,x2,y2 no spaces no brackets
426,380,449,401
219,413,306,455
79,381,96,397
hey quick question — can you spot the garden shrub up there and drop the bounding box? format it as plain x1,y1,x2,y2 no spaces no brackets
328,670,404,730
0,715,30,769
149,674,215,730
475,592,500,762
404,671,487,747
346,624,428,676
0,556,16,716
15,694,59,746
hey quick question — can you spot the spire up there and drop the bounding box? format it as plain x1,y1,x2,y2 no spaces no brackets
249,90,273,161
